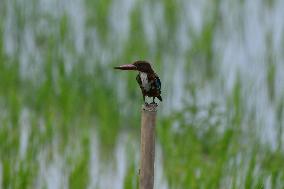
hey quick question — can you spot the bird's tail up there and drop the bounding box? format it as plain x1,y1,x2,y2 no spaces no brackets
157,95,162,101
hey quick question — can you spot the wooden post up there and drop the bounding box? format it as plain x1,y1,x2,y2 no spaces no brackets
140,103,157,189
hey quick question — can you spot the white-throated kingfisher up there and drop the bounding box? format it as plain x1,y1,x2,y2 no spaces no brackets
114,60,162,104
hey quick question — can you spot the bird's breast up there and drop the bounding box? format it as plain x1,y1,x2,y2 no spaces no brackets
139,72,151,91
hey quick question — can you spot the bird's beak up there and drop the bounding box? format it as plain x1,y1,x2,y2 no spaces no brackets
114,64,137,70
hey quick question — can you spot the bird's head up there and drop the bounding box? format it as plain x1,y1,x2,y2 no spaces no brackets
114,60,154,73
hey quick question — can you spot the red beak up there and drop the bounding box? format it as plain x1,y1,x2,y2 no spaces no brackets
114,64,137,70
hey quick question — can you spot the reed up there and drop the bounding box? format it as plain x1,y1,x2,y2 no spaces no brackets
140,104,158,189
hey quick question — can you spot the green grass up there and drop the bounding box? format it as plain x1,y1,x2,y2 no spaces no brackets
0,0,284,188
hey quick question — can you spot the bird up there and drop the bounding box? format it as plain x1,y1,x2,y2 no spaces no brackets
114,60,162,104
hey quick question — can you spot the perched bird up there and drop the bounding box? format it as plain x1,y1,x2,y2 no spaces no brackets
114,60,162,104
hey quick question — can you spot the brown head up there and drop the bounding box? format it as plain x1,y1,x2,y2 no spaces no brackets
114,60,154,73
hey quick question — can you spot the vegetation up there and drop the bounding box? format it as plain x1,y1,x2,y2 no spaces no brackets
0,0,283,188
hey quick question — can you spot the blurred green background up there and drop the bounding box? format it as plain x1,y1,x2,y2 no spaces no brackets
0,0,284,188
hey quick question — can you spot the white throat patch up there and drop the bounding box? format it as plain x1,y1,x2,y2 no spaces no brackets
139,72,150,91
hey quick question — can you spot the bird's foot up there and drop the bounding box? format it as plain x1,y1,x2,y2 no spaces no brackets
143,103,158,111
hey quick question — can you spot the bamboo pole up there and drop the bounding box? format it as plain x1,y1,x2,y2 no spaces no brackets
140,103,158,189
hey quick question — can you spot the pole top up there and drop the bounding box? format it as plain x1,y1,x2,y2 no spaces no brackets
142,103,158,112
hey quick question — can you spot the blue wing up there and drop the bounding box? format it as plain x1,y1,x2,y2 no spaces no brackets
155,76,161,91
155,76,162,101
